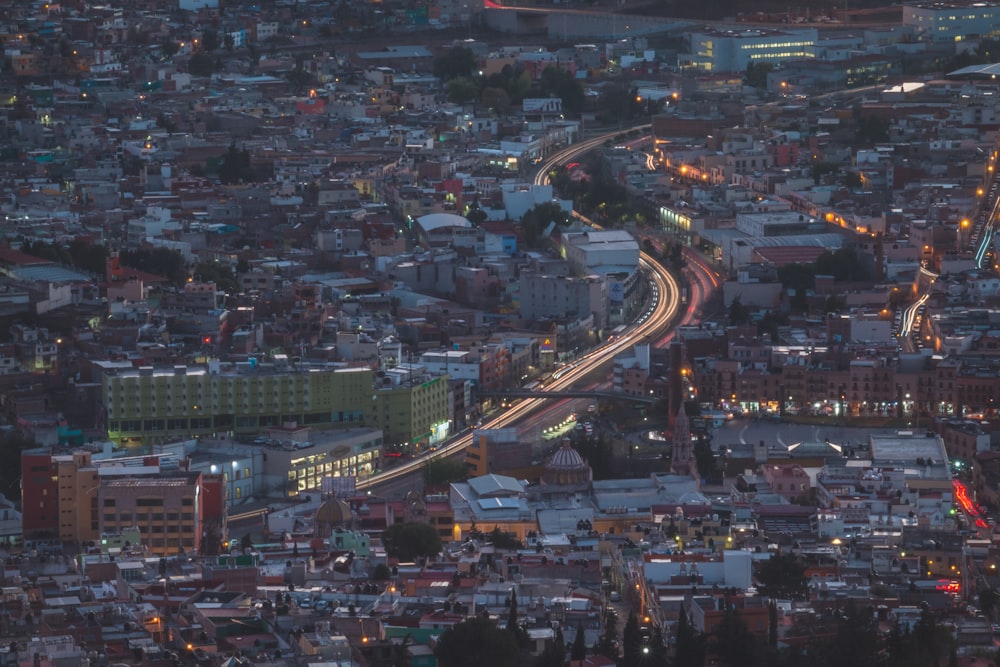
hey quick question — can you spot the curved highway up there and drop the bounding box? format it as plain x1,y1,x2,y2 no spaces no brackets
357,125,677,491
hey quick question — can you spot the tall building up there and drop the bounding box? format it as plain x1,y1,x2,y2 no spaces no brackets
685,27,818,73
903,2,1000,42
22,448,226,555
371,366,450,453
98,360,373,444
465,427,532,477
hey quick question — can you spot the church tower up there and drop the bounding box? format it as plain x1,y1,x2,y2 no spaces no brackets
671,404,694,477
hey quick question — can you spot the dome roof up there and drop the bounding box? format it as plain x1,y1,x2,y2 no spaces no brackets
315,497,352,528
549,441,587,469
542,439,592,487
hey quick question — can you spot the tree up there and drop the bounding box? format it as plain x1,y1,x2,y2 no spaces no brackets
481,87,511,116
447,77,481,105
745,61,775,89
712,606,756,667
674,611,704,667
381,522,442,561
188,51,214,76
423,458,469,488
160,39,179,58
192,260,238,294
571,621,587,661
201,28,219,53
435,617,519,667
119,247,187,285
756,553,809,600
768,599,778,648
693,435,719,480
980,586,999,619
538,66,585,115
506,590,519,635
728,295,750,326
830,600,881,667
240,533,253,554
520,202,570,248
621,612,642,667
434,46,477,82
595,609,619,661
649,626,667,666
218,141,256,185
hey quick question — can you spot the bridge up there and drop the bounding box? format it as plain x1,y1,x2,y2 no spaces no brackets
478,389,660,404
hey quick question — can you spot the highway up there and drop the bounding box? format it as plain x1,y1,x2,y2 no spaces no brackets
357,124,679,492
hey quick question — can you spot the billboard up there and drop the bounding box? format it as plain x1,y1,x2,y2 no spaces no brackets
523,98,562,114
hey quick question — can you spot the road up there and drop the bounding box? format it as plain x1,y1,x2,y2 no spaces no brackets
357,125,680,493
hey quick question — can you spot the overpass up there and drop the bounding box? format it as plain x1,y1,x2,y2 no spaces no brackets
477,389,660,403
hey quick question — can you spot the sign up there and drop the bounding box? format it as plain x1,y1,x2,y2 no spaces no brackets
321,475,356,498
523,98,562,114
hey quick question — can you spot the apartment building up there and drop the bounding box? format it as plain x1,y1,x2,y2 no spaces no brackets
98,360,373,444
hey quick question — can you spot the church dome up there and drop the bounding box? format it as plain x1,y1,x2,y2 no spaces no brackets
314,496,353,538
542,439,593,486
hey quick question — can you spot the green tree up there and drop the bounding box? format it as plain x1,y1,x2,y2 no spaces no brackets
423,458,469,487
674,611,704,667
728,295,751,326
435,617,519,667
830,599,881,667
768,599,778,648
520,201,570,248
506,589,519,635
693,435,719,480
0,430,34,500
712,606,756,667
447,77,481,104
489,526,522,550
434,46,477,82
371,563,392,580
218,141,255,185
855,114,890,144
756,553,809,600
649,626,667,666
571,621,587,661
68,239,109,276
538,66,585,115
480,87,511,116
240,533,253,554
595,609,619,661
160,39,179,57
980,586,998,618
119,247,187,285
192,260,238,294
381,522,443,561
746,61,775,89
815,246,867,282
621,612,641,667
535,628,566,667
201,28,219,52
188,51,214,76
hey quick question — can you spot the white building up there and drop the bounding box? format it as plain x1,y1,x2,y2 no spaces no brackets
685,27,818,73
903,2,1000,42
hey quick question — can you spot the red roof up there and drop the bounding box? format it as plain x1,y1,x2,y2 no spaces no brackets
0,245,53,267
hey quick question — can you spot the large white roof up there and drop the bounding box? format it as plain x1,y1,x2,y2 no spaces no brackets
416,213,472,233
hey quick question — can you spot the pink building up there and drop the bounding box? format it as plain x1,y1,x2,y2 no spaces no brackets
760,463,811,502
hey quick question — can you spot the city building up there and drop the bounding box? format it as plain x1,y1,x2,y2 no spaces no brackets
98,359,373,445
684,27,819,73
